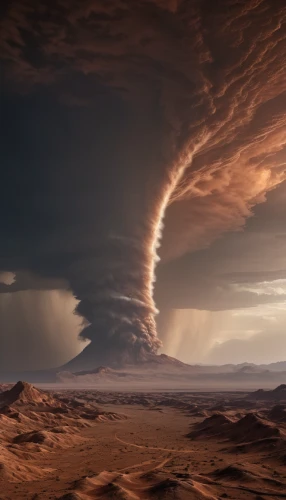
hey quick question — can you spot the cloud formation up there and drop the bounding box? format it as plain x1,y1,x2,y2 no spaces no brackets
0,290,84,371
0,272,16,286
1,0,286,366
208,330,286,365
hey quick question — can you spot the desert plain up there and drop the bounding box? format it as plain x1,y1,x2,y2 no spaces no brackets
0,380,286,500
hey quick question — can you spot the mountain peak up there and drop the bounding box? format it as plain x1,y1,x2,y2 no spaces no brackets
0,380,55,408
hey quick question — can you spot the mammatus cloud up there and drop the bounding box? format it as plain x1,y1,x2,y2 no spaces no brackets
1,0,286,365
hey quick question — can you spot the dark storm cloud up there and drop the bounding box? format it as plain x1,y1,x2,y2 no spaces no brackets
0,289,82,371
0,271,66,293
1,0,286,367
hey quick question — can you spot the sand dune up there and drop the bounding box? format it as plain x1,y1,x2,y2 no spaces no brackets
188,413,234,439
13,427,84,449
0,444,54,482
208,463,286,497
188,411,285,443
268,405,286,422
231,413,282,441
59,463,218,500
211,464,257,483
248,384,286,401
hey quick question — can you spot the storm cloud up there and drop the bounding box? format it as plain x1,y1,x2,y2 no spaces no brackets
1,0,286,367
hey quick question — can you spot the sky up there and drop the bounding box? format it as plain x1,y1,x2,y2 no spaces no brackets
0,0,286,370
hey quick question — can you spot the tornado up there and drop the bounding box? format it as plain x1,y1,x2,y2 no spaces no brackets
1,0,286,368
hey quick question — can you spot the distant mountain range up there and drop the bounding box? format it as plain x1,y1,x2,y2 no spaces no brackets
0,356,285,389
194,361,286,373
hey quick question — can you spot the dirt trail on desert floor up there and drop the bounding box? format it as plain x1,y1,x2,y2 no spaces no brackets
115,433,196,453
